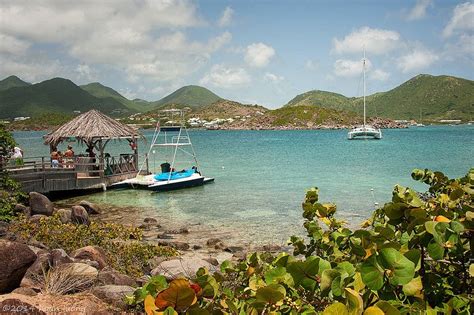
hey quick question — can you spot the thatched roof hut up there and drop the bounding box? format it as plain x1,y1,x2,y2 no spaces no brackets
44,110,142,160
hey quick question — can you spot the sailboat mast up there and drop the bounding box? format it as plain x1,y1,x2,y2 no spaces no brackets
363,49,366,127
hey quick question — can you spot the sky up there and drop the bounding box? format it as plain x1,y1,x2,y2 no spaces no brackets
0,0,473,108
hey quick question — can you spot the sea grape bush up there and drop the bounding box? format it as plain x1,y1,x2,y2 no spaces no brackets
128,168,473,314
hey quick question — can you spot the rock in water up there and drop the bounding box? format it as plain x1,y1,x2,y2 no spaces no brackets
0,240,37,293
29,192,54,216
71,205,90,225
79,200,101,214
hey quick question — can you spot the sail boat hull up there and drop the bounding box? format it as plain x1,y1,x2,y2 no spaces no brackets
348,126,382,140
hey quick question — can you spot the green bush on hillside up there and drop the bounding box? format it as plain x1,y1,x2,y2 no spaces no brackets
128,168,473,314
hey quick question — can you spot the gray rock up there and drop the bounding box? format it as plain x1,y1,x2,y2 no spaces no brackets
91,285,134,309
71,205,89,225
56,209,72,224
79,200,101,214
14,204,30,217
144,217,158,224
50,248,73,266
203,257,219,266
71,246,108,269
224,246,245,253
156,233,174,239
0,240,37,293
11,287,38,296
98,267,137,287
158,241,189,251
0,221,9,237
206,238,224,246
29,192,54,216
164,227,189,234
192,245,202,250
151,258,213,279
29,214,48,224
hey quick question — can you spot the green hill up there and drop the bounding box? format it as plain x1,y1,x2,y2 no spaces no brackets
154,85,221,109
0,75,31,91
0,77,130,119
80,82,152,112
285,74,474,121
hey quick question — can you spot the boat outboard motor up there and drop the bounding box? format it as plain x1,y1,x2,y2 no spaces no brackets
161,162,171,173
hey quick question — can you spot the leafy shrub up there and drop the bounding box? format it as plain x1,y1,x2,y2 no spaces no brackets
10,214,177,277
0,124,26,221
128,168,473,314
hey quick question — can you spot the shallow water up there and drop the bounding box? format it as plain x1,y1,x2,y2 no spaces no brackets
14,125,474,245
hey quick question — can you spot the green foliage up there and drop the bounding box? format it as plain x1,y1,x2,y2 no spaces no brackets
8,113,74,131
129,168,473,314
270,105,359,127
9,214,176,276
0,77,130,119
0,124,26,221
153,85,222,109
0,75,31,91
285,74,474,121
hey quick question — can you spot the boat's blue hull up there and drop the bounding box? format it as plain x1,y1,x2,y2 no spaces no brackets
148,177,205,191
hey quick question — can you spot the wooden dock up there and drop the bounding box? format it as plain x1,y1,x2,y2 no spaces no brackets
4,154,144,194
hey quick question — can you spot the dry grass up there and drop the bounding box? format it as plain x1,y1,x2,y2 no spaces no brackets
33,265,96,295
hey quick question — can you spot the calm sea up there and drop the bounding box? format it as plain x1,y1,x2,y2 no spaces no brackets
13,125,474,245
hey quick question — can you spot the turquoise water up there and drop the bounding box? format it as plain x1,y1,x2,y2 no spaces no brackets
13,126,474,245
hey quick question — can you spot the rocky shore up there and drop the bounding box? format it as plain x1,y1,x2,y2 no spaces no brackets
0,192,284,314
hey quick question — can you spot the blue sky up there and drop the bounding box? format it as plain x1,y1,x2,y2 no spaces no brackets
0,0,473,108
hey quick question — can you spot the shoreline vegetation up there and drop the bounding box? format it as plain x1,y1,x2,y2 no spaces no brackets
1,125,473,313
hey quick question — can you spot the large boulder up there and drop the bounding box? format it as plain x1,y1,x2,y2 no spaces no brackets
71,206,90,225
0,240,37,293
57,262,98,278
151,258,213,279
29,192,54,216
0,298,45,314
97,267,136,287
25,249,51,276
91,285,134,309
71,246,108,269
79,200,101,215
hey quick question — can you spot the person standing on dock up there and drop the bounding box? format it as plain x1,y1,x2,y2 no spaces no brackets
64,145,75,168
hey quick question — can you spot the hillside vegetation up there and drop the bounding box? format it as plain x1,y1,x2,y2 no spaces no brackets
153,85,221,109
0,78,130,119
0,75,31,91
80,82,152,112
286,74,474,121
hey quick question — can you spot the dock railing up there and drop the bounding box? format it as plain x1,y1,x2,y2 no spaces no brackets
1,153,141,193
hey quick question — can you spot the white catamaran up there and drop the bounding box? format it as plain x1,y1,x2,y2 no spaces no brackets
348,51,382,140
113,109,214,191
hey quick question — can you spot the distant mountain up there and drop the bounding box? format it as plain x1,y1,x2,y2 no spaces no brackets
80,82,152,112
154,85,221,109
285,74,474,121
0,77,130,119
0,75,31,91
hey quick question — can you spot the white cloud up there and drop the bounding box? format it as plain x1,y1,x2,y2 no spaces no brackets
443,2,474,37
264,72,284,82
0,33,30,55
369,69,390,81
218,7,234,27
397,49,439,73
0,0,230,83
407,0,432,20
332,27,401,55
244,43,275,67
0,55,62,83
75,64,96,81
333,58,372,77
200,64,251,88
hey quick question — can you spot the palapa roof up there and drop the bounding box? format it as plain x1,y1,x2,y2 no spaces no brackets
44,110,142,146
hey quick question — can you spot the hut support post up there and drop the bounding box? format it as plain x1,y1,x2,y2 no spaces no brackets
99,139,104,178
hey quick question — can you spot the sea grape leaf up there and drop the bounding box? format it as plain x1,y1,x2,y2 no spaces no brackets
155,279,197,311
255,284,286,304
402,276,423,297
321,269,341,296
375,301,401,315
345,288,363,315
353,272,365,292
287,256,326,291
469,264,474,277
403,249,421,271
363,306,384,315
361,255,384,291
427,240,444,260
323,302,349,315
144,295,159,315
378,248,415,286
264,266,294,286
